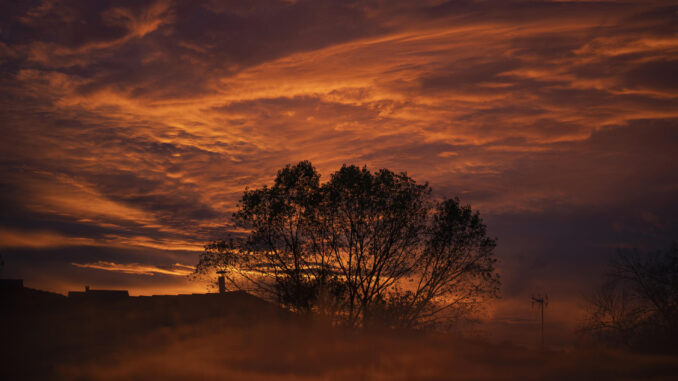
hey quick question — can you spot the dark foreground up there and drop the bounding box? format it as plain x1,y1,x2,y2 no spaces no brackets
2,288,678,380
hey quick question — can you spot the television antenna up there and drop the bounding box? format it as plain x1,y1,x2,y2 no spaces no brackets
531,293,548,348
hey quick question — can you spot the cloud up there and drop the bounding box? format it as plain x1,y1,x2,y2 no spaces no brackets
0,228,101,249
71,261,194,276
1,0,677,319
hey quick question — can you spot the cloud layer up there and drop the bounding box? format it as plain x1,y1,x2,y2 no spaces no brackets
1,0,677,325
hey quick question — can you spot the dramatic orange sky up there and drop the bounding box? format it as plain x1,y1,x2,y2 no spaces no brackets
1,0,677,334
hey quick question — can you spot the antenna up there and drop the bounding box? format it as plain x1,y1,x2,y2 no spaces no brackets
531,293,548,348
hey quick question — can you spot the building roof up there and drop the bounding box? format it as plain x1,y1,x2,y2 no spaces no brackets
68,288,129,299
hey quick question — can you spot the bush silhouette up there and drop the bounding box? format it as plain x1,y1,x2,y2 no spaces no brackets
582,243,678,353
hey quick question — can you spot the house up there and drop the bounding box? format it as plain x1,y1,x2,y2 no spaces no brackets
67,285,129,300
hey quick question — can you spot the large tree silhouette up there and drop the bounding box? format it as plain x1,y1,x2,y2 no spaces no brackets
194,161,499,327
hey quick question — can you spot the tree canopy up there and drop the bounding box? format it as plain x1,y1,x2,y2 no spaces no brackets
194,161,499,327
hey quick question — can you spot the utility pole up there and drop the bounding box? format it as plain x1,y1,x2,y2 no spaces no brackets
531,294,548,348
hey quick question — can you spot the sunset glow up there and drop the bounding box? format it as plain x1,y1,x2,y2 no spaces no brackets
2,0,677,336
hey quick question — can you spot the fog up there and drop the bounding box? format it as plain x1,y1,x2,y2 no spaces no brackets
58,320,678,381
3,289,677,381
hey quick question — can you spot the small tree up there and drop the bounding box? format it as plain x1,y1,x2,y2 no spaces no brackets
581,243,678,352
195,161,500,327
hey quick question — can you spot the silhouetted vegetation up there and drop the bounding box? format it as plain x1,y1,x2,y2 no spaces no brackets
195,161,499,328
581,243,678,353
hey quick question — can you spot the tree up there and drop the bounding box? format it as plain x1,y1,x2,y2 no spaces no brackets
194,161,500,327
395,198,500,327
320,165,432,326
232,161,330,311
581,243,678,352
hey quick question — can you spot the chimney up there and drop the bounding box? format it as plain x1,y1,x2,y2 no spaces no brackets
216,270,226,294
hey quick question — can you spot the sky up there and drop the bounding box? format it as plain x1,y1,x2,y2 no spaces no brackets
1,0,677,333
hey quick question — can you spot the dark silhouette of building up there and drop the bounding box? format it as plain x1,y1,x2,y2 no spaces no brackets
67,285,129,300
1,281,291,381
0,278,24,291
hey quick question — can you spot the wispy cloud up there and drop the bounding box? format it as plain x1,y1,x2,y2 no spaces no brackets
1,0,676,302
72,261,194,276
